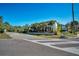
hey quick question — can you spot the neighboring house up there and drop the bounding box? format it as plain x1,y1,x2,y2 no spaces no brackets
61,25,67,32
74,24,79,31
67,24,79,32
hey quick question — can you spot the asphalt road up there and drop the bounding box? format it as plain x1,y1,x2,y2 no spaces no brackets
0,32,78,56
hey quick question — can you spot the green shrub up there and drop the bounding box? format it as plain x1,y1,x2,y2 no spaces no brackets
0,28,4,33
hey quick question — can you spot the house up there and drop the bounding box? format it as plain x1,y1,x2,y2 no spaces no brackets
45,21,58,32
29,21,58,33
67,24,79,32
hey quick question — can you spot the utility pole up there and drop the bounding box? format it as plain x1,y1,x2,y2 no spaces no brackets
72,3,75,34
72,3,74,23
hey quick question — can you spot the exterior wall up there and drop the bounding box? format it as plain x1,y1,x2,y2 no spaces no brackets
53,22,58,32
46,22,58,33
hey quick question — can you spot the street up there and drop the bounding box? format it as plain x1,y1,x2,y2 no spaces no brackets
0,32,78,56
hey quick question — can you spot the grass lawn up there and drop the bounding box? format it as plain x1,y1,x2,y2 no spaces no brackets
0,33,11,39
33,34,61,39
32,32,77,39
63,32,77,37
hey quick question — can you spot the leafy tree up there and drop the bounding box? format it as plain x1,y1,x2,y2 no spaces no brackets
57,24,62,36
0,16,4,33
31,23,38,32
48,20,55,25
9,25,14,32
71,20,79,25
13,26,18,32
66,20,79,33
22,24,29,33
4,22,11,32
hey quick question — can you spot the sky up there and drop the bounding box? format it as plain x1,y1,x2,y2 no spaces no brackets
0,3,79,26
